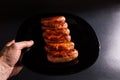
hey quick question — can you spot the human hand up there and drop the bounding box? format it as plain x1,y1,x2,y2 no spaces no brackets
0,40,34,80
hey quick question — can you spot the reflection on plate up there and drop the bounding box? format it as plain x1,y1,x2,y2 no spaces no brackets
15,13,100,75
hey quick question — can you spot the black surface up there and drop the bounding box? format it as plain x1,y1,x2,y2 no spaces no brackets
15,13,99,75
0,0,120,80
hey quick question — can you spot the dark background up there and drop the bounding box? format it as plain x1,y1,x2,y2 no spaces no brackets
0,0,120,80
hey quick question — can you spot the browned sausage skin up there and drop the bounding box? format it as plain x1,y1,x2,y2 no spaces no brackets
47,49,78,63
41,16,66,24
44,42,75,52
41,16,78,63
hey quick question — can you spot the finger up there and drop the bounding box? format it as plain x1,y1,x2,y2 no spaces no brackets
5,40,15,47
11,40,34,50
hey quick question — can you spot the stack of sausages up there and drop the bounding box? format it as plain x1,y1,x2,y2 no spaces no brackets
41,16,78,63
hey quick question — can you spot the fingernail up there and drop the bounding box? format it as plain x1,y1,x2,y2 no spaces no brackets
30,40,34,44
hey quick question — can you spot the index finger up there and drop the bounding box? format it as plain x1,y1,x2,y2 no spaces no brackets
11,40,34,50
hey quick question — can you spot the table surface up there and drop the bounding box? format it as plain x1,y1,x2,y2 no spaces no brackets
0,0,120,80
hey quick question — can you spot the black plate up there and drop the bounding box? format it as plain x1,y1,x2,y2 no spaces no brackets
15,13,100,75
